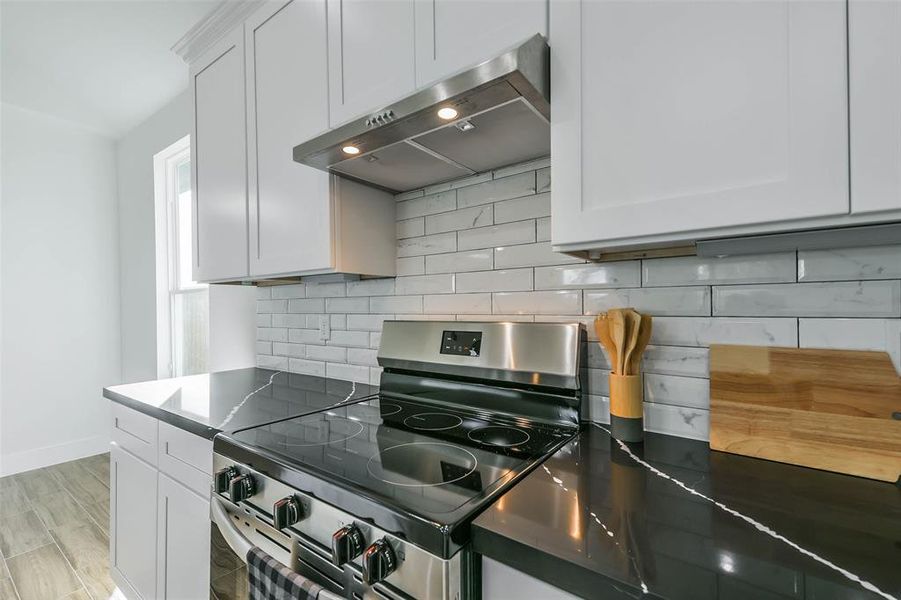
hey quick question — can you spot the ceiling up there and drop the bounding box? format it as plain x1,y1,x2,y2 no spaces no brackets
1,0,220,138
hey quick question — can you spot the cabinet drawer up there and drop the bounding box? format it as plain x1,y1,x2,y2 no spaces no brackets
111,403,158,466
158,421,213,497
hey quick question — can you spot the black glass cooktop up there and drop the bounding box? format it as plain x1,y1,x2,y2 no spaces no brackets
226,394,575,524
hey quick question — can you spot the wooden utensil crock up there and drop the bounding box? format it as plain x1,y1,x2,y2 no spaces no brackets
610,373,643,443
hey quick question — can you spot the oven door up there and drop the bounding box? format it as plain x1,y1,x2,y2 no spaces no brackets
210,496,347,600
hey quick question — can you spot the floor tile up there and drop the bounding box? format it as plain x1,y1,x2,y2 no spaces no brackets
0,557,8,579
81,501,109,535
0,478,17,494
0,487,31,521
211,566,247,600
6,544,81,600
0,577,18,600
61,590,91,600
51,463,108,505
49,523,108,573
0,511,52,558
31,491,92,531
77,562,115,600
14,469,63,501
79,455,109,488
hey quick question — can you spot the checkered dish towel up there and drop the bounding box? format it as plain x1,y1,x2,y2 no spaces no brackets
247,546,325,600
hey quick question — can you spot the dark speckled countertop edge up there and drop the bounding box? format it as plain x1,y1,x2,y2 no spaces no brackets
104,387,220,439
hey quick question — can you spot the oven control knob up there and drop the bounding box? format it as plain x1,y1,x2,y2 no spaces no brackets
214,466,239,494
229,474,256,502
331,524,365,566
362,538,397,585
273,496,304,530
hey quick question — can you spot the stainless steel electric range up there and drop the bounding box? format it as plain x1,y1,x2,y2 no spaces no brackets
210,320,583,600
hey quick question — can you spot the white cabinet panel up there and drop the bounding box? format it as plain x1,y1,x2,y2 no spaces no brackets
551,0,849,250
849,0,901,214
247,0,333,277
482,557,579,600
110,444,158,600
156,474,211,600
414,0,547,87
192,28,249,282
327,0,416,126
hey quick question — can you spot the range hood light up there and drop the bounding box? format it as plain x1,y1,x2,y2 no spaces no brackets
455,120,475,132
437,107,459,120
342,145,360,155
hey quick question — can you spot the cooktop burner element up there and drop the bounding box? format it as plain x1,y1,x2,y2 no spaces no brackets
379,402,402,416
467,425,530,447
280,416,364,447
403,412,463,431
367,442,479,488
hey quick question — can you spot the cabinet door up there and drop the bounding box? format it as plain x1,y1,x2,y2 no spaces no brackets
414,0,547,88
156,473,211,600
110,444,158,600
191,27,249,282
327,0,416,126
550,0,849,250
849,0,901,214
247,0,333,277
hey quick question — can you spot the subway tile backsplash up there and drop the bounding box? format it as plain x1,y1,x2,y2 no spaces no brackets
255,157,901,442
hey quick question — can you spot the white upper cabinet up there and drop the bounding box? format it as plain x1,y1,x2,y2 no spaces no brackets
550,0,850,252
413,0,547,88
191,28,249,282
849,0,901,214
327,0,416,126
246,0,333,277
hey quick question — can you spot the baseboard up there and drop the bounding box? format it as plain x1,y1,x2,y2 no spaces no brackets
0,433,109,476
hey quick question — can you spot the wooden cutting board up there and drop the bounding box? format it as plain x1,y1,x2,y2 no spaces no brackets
709,345,901,483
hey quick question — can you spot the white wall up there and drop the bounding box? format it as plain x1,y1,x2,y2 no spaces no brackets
0,103,121,475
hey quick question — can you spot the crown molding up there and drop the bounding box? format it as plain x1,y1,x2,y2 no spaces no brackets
171,0,265,64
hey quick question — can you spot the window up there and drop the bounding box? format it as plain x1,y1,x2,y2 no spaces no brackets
154,135,208,378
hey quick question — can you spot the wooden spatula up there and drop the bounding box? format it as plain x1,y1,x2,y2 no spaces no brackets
629,315,653,375
609,309,627,375
594,314,618,373
622,310,642,376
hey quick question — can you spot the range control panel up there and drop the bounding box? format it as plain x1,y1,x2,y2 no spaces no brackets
440,330,482,357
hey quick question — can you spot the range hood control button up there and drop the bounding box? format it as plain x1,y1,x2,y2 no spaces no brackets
273,496,304,530
331,524,365,566
362,538,397,585
228,474,256,502
214,466,239,494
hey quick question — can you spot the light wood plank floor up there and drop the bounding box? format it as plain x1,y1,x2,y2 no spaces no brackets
0,454,121,600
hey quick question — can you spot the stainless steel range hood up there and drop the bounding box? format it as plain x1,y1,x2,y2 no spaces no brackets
293,34,550,194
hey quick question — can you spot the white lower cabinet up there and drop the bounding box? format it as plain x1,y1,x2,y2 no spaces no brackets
482,557,579,600
110,404,213,600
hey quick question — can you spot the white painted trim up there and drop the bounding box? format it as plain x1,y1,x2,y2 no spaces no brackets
0,433,109,476
171,0,265,65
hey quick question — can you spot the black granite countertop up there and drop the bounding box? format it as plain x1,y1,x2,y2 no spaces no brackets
472,424,901,600
103,368,377,439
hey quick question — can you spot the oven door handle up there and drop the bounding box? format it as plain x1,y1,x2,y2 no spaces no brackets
211,495,253,563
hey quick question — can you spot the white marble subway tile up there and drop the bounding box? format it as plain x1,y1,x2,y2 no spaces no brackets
394,188,424,201
584,286,711,316
325,297,370,314
327,362,370,383
347,314,394,331
713,281,901,318
370,332,382,349
585,342,612,370
460,314,535,322
347,348,379,367
396,190,456,219
424,172,491,195
397,232,457,257
457,172,536,208
644,402,710,441
395,274,455,295
535,262,640,290
494,242,584,269
288,358,326,377
650,317,798,347
425,205,493,235
396,218,425,239
272,342,306,358
346,278,395,297
274,314,310,329
270,284,306,299
257,314,272,327
288,329,325,345
397,313,456,321
799,318,901,372
582,368,610,396
287,298,326,313
257,286,272,299
493,290,582,315
396,256,425,276
456,269,533,293
642,253,796,287
258,355,288,370
370,367,383,386
328,314,347,330
257,299,287,314
641,346,709,378
457,220,535,251
423,293,492,314
536,217,551,242
425,250,493,274
306,345,347,363
258,328,288,342
492,157,550,179
536,167,551,194
370,295,423,314
798,245,901,282
327,330,370,348
305,282,346,298
256,341,272,355
585,395,611,424
643,374,710,410
494,192,551,224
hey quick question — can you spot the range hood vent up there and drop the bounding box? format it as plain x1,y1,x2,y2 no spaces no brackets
293,34,550,193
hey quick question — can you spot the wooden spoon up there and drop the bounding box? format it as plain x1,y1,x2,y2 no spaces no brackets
609,309,627,375
594,314,618,373
630,314,653,374
622,310,642,376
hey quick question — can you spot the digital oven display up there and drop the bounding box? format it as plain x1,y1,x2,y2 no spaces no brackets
440,330,483,357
